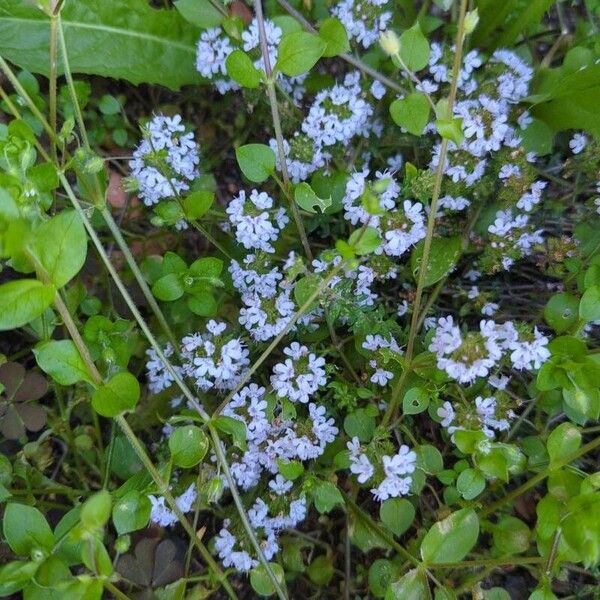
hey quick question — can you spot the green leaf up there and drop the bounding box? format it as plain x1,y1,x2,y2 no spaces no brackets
312,480,344,514
389,93,430,136
33,340,94,386
226,50,262,88
235,144,276,183
276,31,327,77
307,554,334,586
379,498,415,537
112,490,151,535
318,17,350,57
169,425,209,468
0,0,202,90
580,285,600,322
187,291,218,316
3,503,54,556
0,279,55,331
436,118,464,145
81,490,112,531
456,468,486,500
98,94,121,115
0,560,39,596
368,559,397,598
546,422,581,468
410,236,462,286
402,387,429,415
544,293,579,333
250,563,286,597
344,408,376,442
420,508,479,564
294,182,332,214
152,273,185,302
214,416,247,450
174,0,223,28
521,118,553,156
277,459,304,481
91,371,140,417
183,190,213,219
492,516,530,555
399,23,430,71
188,256,223,280
385,569,429,600
349,227,381,255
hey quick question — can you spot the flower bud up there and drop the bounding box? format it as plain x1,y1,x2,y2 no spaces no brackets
464,9,479,35
379,30,400,57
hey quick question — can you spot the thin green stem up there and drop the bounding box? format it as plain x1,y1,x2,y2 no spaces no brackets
255,0,313,262
49,13,58,162
209,425,289,600
480,433,600,519
103,580,134,600
101,207,181,351
382,0,469,427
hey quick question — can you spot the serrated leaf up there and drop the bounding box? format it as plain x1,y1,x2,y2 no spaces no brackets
0,0,202,90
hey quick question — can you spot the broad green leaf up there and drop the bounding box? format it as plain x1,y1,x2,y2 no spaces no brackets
3,503,54,556
0,0,202,90
235,144,276,183
436,118,464,145
187,291,217,316
226,50,262,88
169,425,209,468
276,31,327,77
250,563,286,597
385,569,429,600
456,468,485,500
188,256,223,279
389,92,430,136
183,190,213,219
349,227,381,255
318,17,350,57
277,459,304,481
294,182,332,214
152,273,185,302
546,422,581,467
32,210,87,288
580,285,600,322
379,498,415,536
492,516,530,555
174,0,223,28
214,415,247,450
420,508,479,564
91,371,140,417
112,490,151,535
399,23,430,71
410,236,462,286
344,408,376,442
521,118,554,156
368,559,397,598
312,480,344,514
0,279,55,331
33,340,94,386
307,554,333,586
402,387,429,415
544,293,579,333
0,560,39,596
81,490,112,531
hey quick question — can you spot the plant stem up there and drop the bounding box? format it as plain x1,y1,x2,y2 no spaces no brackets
209,424,289,600
254,0,313,262
103,580,135,600
480,433,600,518
100,206,181,351
49,13,58,162
382,0,469,426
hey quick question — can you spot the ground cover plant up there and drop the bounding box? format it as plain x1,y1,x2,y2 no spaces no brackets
0,0,599,598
